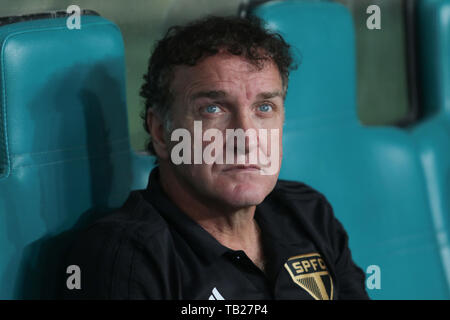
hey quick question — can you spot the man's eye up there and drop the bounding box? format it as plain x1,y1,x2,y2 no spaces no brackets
204,105,221,114
258,104,273,112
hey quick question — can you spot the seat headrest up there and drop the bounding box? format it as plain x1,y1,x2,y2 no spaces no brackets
0,14,130,178
251,0,358,129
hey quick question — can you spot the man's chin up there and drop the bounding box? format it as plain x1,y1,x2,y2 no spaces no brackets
216,181,273,208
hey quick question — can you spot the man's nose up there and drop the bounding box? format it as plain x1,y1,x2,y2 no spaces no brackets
231,111,259,154
233,110,254,130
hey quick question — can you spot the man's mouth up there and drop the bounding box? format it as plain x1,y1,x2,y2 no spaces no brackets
222,164,261,172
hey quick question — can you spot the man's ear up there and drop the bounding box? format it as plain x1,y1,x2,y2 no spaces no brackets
146,109,170,160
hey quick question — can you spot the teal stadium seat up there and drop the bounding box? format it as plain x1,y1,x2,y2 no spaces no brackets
0,12,154,299
410,0,450,292
251,0,450,299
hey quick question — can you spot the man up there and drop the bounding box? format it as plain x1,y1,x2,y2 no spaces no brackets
64,15,368,300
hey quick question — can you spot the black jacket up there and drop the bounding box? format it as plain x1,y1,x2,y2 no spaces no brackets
63,167,369,300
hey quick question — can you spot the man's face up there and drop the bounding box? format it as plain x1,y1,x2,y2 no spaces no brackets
163,52,284,209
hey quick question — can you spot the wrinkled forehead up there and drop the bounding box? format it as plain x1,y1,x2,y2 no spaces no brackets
170,53,283,100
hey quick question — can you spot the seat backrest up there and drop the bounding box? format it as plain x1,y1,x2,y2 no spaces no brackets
0,12,154,299
252,0,450,299
409,0,450,291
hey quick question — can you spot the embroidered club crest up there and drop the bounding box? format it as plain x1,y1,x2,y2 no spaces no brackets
284,253,334,300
